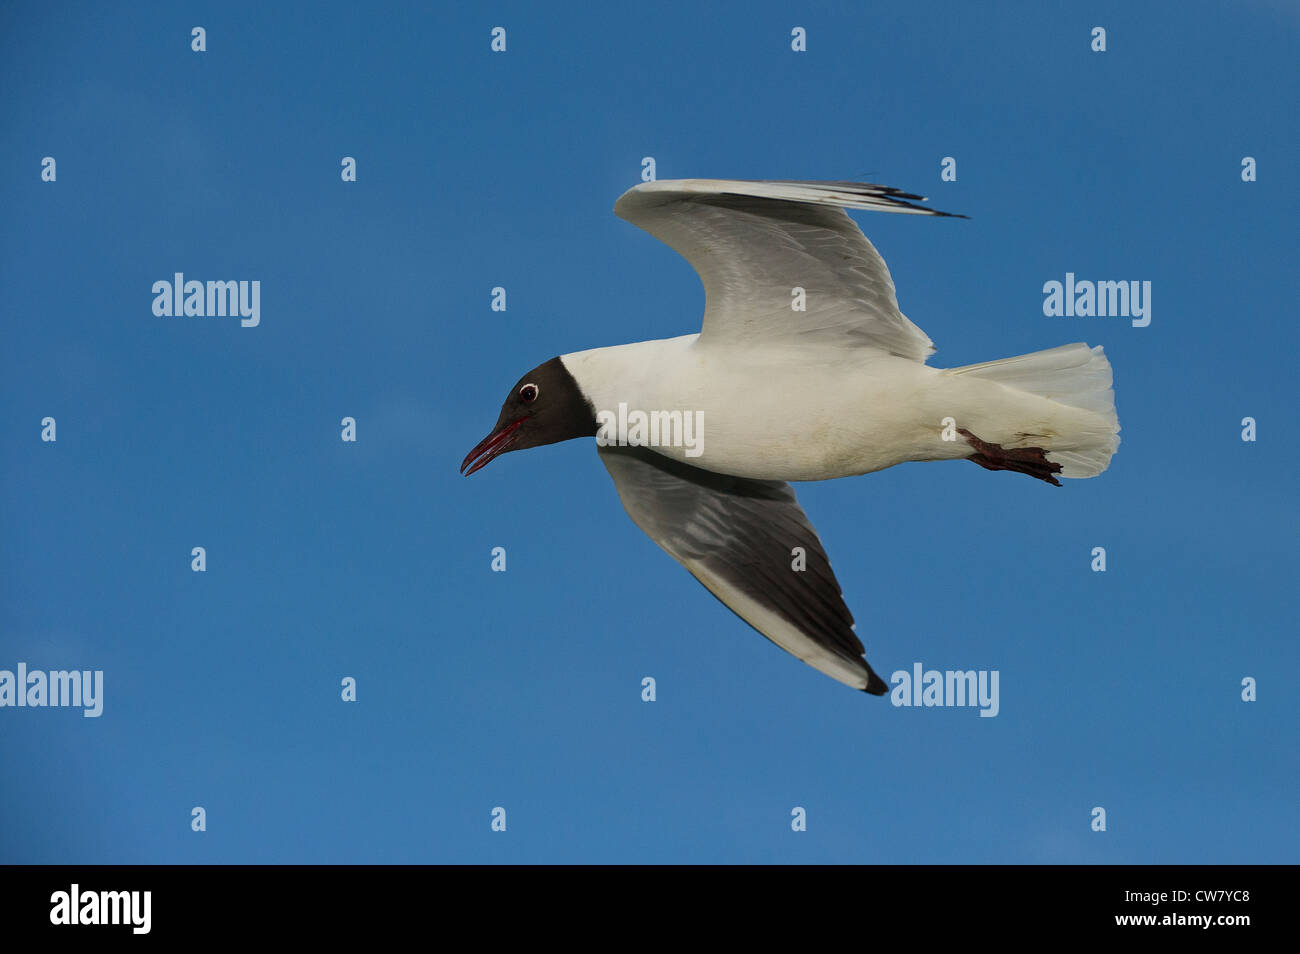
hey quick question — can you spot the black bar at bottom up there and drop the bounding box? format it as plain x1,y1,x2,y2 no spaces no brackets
0,864,1278,939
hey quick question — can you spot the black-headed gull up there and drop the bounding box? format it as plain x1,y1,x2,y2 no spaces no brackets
462,180,1119,694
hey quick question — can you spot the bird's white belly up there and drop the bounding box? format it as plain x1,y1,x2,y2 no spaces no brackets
667,365,935,480
570,337,953,482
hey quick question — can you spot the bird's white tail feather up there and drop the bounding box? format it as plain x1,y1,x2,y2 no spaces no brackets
947,343,1120,478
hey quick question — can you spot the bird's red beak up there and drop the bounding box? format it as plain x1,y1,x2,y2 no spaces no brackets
460,417,526,475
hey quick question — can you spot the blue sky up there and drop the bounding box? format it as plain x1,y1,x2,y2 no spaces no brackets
1,0,1296,863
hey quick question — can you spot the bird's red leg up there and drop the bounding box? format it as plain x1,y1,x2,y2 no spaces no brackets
957,428,1063,487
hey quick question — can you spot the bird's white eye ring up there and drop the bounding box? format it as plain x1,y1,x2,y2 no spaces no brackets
519,383,539,403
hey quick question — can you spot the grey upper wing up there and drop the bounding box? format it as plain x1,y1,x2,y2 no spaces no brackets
598,443,888,694
614,178,964,361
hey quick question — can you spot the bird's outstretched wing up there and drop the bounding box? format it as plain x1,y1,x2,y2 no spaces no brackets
598,443,888,694
614,178,964,362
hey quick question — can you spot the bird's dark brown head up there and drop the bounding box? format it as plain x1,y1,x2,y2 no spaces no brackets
460,356,596,475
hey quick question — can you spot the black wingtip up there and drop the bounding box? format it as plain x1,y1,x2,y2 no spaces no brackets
919,204,971,220
890,199,970,221
863,668,890,696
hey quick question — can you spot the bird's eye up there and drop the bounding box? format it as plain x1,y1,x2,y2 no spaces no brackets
519,383,539,403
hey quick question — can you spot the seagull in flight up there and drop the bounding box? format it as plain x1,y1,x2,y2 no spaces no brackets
461,179,1119,694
